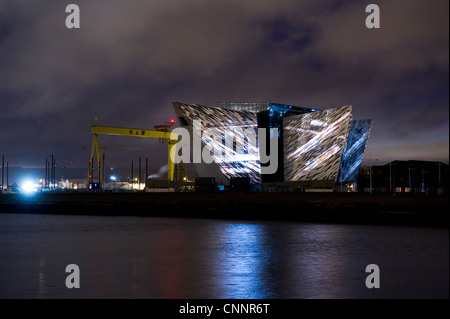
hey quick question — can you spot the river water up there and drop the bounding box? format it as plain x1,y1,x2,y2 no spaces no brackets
0,213,448,299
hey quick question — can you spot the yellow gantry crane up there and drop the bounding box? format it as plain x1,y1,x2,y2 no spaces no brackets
87,125,178,187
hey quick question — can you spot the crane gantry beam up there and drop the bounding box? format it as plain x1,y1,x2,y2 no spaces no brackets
88,125,178,187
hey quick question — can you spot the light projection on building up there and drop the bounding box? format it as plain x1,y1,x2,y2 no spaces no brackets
338,119,373,182
173,102,262,184
283,105,353,181
173,101,371,185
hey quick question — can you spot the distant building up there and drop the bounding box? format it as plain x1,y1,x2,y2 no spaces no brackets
358,160,449,194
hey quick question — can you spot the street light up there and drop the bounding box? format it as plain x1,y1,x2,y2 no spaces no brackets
110,175,117,192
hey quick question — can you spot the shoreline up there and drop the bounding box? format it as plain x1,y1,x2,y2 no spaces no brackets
0,192,448,228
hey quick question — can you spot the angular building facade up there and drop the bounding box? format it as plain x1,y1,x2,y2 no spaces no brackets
283,105,353,182
173,102,262,185
172,101,372,187
337,119,373,183
218,102,320,183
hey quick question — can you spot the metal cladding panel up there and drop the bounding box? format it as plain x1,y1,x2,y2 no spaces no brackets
338,119,373,182
173,102,262,184
283,105,353,181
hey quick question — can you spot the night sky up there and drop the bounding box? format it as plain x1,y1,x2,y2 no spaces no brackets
0,0,448,171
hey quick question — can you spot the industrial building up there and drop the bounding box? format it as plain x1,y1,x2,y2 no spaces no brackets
172,102,372,191
358,160,449,195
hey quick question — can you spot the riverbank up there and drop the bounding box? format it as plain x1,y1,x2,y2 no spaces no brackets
0,192,448,228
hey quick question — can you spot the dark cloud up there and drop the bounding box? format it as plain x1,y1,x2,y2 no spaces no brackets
0,0,448,169
310,0,449,72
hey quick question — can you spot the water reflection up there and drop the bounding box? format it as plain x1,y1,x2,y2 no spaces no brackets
291,225,351,298
215,223,361,298
0,214,447,299
38,256,46,298
131,256,145,298
153,225,190,299
217,223,276,298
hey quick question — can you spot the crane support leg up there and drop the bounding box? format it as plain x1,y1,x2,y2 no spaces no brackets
87,134,103,186
167,141,177,181
88,135,96,185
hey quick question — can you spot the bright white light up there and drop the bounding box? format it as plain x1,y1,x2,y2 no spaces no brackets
21,180,38,194
110,176,117,181
310,119,326,127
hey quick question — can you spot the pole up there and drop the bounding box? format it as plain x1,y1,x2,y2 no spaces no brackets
102,153,105,186
53,156,56,189
1,155,4,193
51,154,54,191
145,157,148,183
6,162,8,187
139,156,141,190
45,158,48,188
46,162,50,188
131,160,134,189
49,159,52,188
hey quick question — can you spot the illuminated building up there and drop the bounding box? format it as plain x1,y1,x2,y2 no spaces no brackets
172,102,372,188
218,102,319,183
173,102,261,185
283,105,353,182
338,119,373,183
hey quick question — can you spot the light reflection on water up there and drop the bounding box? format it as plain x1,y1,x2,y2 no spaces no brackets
0,213,448,299
218,223,275,299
